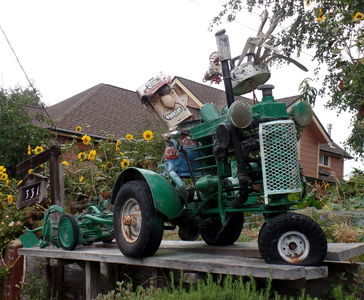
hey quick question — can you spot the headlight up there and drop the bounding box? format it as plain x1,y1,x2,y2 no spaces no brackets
290,101,313,127
227,100,253,128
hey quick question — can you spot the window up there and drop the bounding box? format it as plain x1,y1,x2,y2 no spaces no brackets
319,154,330,166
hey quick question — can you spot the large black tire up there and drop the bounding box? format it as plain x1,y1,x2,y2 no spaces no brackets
58,214,79,250
113,180,164,258
200,214,244,246
258,213,327,266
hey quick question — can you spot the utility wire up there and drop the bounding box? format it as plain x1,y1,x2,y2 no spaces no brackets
0,24,58,138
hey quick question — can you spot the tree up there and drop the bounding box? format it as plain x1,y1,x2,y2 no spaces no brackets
0,87,51,178
210,0,364,156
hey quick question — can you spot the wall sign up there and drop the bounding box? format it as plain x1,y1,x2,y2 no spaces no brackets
16,173,48,209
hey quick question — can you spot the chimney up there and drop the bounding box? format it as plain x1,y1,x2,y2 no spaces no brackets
327,124,335,148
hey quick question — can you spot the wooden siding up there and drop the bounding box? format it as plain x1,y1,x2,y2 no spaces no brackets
321,153,344,179
299,124,320,178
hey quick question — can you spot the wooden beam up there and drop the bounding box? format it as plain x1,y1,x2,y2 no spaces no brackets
85,261,100,300
16,145,60,174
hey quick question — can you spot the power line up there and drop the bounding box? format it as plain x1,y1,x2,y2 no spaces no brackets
0,24,57,137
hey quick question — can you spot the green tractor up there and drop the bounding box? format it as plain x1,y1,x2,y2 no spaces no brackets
111,30,327,266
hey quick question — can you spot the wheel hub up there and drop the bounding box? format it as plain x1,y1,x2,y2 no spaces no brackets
277,231,310,263
121,198,141,243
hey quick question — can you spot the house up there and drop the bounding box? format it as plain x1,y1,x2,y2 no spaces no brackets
44,76,351,182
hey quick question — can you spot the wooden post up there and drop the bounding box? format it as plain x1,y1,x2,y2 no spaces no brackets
48,145,64,207
85,261,100,300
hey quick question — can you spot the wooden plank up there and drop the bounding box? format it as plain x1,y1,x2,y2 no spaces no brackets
324,243,364,261
19,244,327,281
159,241,364,262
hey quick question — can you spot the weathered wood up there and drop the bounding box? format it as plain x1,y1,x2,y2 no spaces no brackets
48,258,64,299
85,261,100,300
160,241,364,262
19,244,328,280
16,146,56,174
49,148,62,207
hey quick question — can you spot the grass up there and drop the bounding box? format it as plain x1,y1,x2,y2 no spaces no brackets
96,275,318,300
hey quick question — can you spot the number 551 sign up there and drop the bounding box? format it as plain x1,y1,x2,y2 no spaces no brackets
16,173,48,209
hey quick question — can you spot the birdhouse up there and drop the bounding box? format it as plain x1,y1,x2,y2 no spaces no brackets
16,173,48,209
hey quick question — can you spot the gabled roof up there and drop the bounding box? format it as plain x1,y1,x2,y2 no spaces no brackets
320,141,352,159
46,84,161,138
174,76,253,109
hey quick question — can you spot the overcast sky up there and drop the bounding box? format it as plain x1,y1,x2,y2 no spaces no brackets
0,0,362,176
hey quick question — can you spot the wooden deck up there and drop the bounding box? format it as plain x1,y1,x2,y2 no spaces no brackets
19,240,364,281
19,241,364,300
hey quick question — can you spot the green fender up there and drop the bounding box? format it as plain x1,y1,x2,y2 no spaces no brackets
111,167,183,219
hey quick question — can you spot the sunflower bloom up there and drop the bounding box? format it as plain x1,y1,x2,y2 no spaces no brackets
17,180,23,186
75,126,82,132
115,140,122,151
77,152,87,161
34,146,44,155
0,173,8,181
88,149,97,161
143,130,154,141
120,158,131,169
7,195,14,204
27,145,32,155
62,161,70,166
82,135,92,145
0,166,6,174
316,8,324,22
28,169,33,174
353,12,364,22
125,134,134,141
79,176,85,183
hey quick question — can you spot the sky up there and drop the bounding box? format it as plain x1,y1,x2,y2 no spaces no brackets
0,0,362,176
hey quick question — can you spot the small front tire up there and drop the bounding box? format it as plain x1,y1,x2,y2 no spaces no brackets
258,213,327,266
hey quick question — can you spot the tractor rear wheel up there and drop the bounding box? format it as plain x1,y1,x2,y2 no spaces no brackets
258,213,327,266
200,214,244,246
58,214,79,250
113,180,164,258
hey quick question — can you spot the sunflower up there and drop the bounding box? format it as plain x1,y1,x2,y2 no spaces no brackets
316,8,324,22
17,180,23,186
27,145,32,155
79,176,85,183
75,126,82,132
77,152,87,161
88,149,97,161
0,173,8,181
28,169,33,174
62,161,70,166
353,12,363,22
125,134,134,141
143,130,154,141
0,165,6,174
34,146,44,155
120,158,131,169
7,195,14,204
82,135,92,145
115,140,122,151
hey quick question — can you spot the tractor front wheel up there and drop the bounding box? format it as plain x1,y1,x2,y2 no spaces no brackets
258,213,327,266
113,180,164,258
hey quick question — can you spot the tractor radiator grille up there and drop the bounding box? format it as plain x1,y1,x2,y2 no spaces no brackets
259,120,302,204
